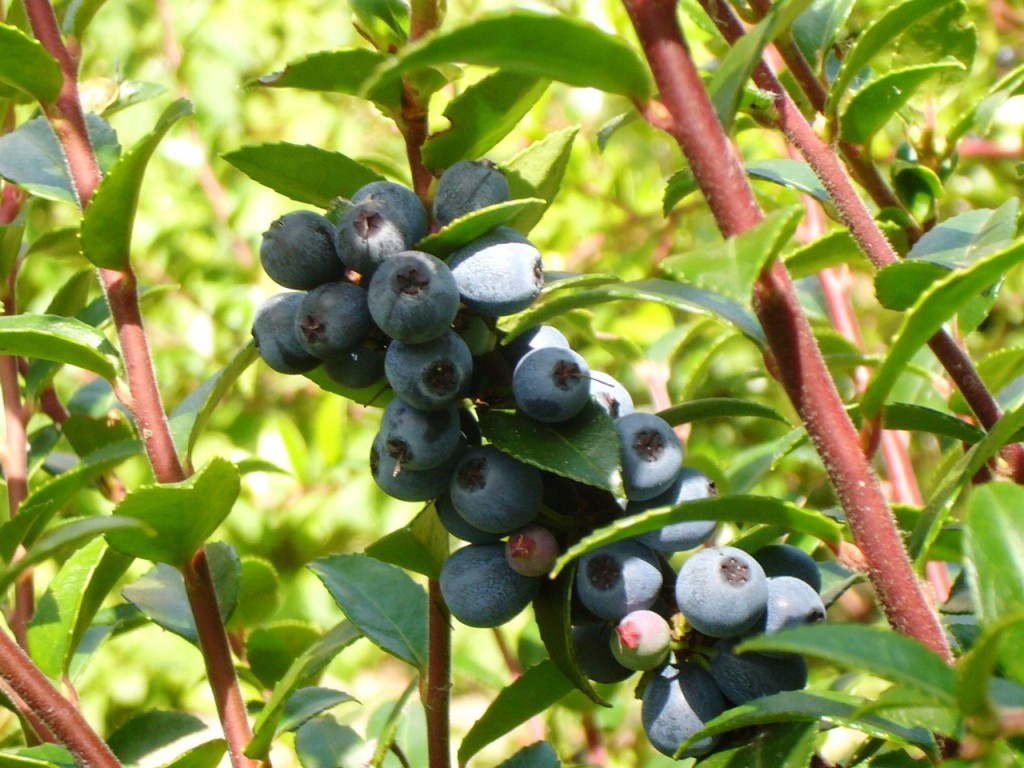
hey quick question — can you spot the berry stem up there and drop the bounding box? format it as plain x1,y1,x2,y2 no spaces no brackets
622,0,952,662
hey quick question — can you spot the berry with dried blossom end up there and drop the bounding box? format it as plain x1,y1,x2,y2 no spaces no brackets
512,346,592,423
616,412,684,501
675,546,768,637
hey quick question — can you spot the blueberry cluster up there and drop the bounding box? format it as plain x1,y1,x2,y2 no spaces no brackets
250,159,826,760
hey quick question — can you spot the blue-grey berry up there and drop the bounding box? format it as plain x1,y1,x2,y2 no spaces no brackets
641,663,726,758
435,494,502,545
572,623,633,684
675,546,768,638
575,539,663,621
433,160,510,227
440,543,539,627
513,346,592,423
296,282,373,359
384,331,473,411
590,371,634,419
448,227,543,316
378,399,461,471
252,293,319,374
370,434,465,502
709,636,808,705
616,413,684,501
628,467,717,553
368,251,460,343
321,344,385,389
450,446,542,534
758,576,826,640
754,543,822,592
260,210,344,290
502,325,570,368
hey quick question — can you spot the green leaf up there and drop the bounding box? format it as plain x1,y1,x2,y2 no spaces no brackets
106,458,241,566
222,143,385,208
891,161,943,224
881,403,984,444
247,623,323,689
121,543,240,643
956,613,1024,724
507,278,765,348
0,113,120,204
27,539,132,679
861,238,1024,418
747,159,832,209
964,484,1024,684
350,0,409,50
372,11,653,100
252,49,401,110
80,98,192,270
874,261,950,312
0,746,77,768
0,516,145,593
276,687,358,737
246,621,362,759
62,0,110,39
784,228,876,279
533,568,608,707
694,722,818,768
908,200,1018,269
501,126,578,235
739,624,957,704
681,690,936,754
552,496,843,577
415,198,546,257
302,365,391,408
227,557,281,630
107,710,225,768
365,504,448,580
295,717,365,768
659,398,790,427
310,553,427,669
708,0,814,131
422,71,549,171
0,314,120,381
840,61,965,144
950,61,1024,145
663,168,698,215
825,0,961,117
169,343,259,461
457,660,575,766
496,742,560,768
792,0,857,63
478,403,623,494
661,207,803,305
0,24,61,103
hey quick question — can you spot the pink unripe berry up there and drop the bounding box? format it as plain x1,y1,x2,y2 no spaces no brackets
505,525,559,577
610,609,672,671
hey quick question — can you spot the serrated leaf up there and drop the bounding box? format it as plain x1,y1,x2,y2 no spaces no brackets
661,207,803,305
222,143,385,208
956,613,1024,725
792,0,857,63
862,238,1024,418
277,687,358,737
533,568,607,707
950,61,1024,145
0,516,145,593
478,403,623,494
552,495,843,577
415,198,545,257
106,458,241,566
875,261,950,311
365,504,448,580
964,484,1024,685
27,539,132,678
840,62,964,144
252,49,401,110
663,168,698,215
501,126,578,235
121,543,239,643
0,745,77,768
660,398,790,428
507,278,765,348
169,343,259,461
0,113,120,204
80,98,192,270
784,228,877,279
350,0,409,50
246,621,362,759
422,71,549,171
310,553,427,669
680,690,936,754
708,0,814,131
825,0,961,116
457,660,574,766
0,23,61,103
739,624,957,704
0,314,120,380
247,623,323,690
370,11,652,100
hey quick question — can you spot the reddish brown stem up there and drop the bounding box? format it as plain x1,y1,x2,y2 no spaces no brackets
622,0,952,662
424,580,451,768
183,550,258,768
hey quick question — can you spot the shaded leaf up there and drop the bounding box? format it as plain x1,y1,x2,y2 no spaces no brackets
792,0,857,63
106,458,241,567
747,159,832,209
222,143,385,208
840,61,965,144
422,71,549,171
457,660,574,766
107,710,223,768
365,504,448,580
372,11,653,100
739,624,957,704
479,403,623,494
862,238,1024,418
881,403,984,444
277,687,358,737
310,553,427,668
0,745,77,768
295,717,365,768
415,198,546,257
80,98,192,270
663,168,698,215
247,623,323,690
694,722,818,768
62,0,110,39
0,23,61,103
659,398,791,427
497,742,560,768
553,496,844,577
0,314,120,381
956,613,1024,725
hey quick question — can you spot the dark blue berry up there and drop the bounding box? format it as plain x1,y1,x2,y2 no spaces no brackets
384,330,473,411
448,227,543,316
616,413,683,501
675,546,768,638
440,543,539,627
433,160,510,227
368,251,460,343
450,446,542,534
296,282,373,359
512,346,591,423
575,539,663,621
260,211,344,290
641,663,726,758
252,293,319,374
